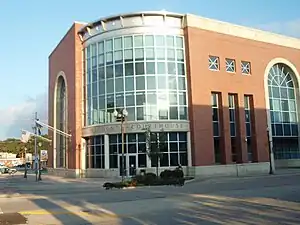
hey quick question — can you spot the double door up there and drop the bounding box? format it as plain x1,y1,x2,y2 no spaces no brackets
119,154,137,177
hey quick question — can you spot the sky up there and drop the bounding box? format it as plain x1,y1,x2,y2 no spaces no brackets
0,0,299,140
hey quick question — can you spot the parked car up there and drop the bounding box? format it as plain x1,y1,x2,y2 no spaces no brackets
0,166,17,174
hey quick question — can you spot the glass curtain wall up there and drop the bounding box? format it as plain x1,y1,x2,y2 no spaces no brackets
84,34,188,125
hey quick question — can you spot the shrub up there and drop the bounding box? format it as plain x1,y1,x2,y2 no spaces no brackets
160,168,184,180
144,172,157,185
160,170,173,179
132,172,157,185
103,181,131,190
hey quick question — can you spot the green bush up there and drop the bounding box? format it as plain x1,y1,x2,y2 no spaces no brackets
160,168,184,180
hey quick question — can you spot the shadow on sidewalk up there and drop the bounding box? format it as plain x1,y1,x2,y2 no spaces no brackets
2,172,300,224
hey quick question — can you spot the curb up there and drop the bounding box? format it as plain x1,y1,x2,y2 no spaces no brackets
191,171,300,184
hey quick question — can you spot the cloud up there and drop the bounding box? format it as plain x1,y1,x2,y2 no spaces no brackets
256,19,300,38
0,93,48,140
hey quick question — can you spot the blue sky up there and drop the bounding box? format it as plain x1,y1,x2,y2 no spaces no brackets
0,0,299,140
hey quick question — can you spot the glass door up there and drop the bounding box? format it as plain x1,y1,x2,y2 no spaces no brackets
128,155,137,176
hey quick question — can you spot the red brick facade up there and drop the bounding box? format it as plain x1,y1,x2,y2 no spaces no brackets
48,14,300,171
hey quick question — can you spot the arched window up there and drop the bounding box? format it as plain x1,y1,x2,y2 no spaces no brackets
267,63,299,159
55,76,67,167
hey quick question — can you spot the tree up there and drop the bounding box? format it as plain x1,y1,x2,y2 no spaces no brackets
0,134,50,156
145,126,167,177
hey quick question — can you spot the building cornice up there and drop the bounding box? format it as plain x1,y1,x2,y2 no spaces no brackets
185,14,300,50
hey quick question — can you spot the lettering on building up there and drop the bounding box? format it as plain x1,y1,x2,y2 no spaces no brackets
82,121,190,136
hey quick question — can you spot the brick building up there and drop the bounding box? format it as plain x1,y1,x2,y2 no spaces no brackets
48,11,300,178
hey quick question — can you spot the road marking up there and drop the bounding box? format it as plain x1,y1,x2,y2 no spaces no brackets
18,208,122,218
0,207,3,214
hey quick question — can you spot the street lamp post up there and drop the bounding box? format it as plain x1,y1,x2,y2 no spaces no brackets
38,142,42,181
267,127,274,175
114,108,128,182
24,147,27,179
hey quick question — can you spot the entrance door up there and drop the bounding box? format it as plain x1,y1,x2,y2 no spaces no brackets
119,155,126,177
128,155,137,176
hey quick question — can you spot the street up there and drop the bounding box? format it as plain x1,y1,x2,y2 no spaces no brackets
1,171,300,224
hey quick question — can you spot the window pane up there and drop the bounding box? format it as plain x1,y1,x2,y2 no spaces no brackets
114,37,122,50
178,77,186,90
146,62,155,74
145,48,155,60
147,92,157,104
124,36,133,48
168,76,177,90
176,36,183,48
157,62,166,74
136,76,145,90
106,79,114,93
114,50,123,63
124,49,133,62
115,78,124,92
155,35,165,46
147,76,156,90
106,65,114,78
145,35,154,46
136,92,146,105
126,93,135,106
167,49,175,60
125,77,134,91
135,62,145,75
176,50,184,62
115,64,123,77
156,48,165,60
106,39,113,51
135,48,144,61
166,36,174,47
125,63,134,76
158,76,166,89
134,35,143,47
168,62,176,74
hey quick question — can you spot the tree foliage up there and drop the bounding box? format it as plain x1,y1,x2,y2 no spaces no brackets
145,126,167,176
0,134,50,156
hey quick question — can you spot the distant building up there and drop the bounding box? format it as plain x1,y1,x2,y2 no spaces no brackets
48,11,300,178
0,152,32,167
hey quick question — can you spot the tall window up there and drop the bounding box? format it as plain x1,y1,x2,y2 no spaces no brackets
86,135,105,169
84,35,188,126
56,76,67,168
212,92,221,163
108,132,187,169
229,94,237,162
268,63,299,159
244,95,253,162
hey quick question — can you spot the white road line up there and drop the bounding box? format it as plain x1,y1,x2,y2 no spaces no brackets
0,207,3,214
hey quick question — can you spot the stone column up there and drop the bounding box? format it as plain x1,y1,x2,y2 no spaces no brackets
81,138,86,170
104,135,109,169
187,131,192,167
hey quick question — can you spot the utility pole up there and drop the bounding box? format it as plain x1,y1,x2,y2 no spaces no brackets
34,112,39,181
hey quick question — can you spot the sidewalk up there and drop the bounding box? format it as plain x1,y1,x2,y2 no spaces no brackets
191,168,300,184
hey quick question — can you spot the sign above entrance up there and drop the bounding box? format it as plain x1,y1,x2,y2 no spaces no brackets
82,121,190,137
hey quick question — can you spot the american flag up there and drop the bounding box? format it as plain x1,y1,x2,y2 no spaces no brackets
20,130,31,143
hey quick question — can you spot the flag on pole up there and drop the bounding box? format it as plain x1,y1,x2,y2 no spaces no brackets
21,130,31,143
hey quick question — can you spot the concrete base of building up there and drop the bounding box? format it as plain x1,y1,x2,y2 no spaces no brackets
47,162,271,178
275,159,300,168
188,162,270,178
47,168,82,178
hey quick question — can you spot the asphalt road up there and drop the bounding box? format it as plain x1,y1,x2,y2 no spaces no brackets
1,172,300,224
